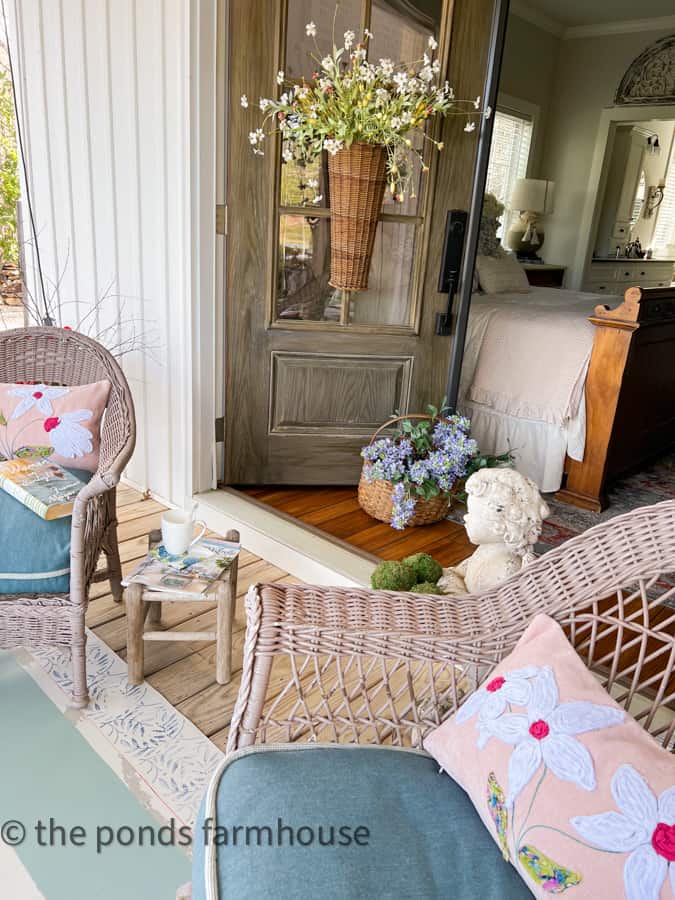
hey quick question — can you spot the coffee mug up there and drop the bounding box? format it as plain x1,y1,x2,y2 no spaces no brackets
161,510,207,556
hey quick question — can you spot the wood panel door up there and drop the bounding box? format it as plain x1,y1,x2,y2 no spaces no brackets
226,0,496,485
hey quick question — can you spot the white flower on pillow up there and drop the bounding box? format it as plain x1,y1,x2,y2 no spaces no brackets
457,667,539,737
43,410,93,458
571,764,675,900
479,667,624,807
9,384,69,419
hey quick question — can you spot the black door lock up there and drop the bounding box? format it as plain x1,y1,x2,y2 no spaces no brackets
436,209,468,336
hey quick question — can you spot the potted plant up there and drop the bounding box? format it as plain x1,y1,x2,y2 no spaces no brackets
243,20,484,292
359,404,511,530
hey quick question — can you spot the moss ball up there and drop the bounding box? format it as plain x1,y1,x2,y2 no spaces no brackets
403,552,443,584
371,560,416,591
410,582,442,595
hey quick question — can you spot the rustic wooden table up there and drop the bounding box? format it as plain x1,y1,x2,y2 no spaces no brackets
125,527,240,686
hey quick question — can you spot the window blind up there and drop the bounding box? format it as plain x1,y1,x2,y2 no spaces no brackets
485,109,533,238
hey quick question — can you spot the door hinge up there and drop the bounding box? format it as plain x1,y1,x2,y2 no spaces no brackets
216,204,227,236
215,416,225,443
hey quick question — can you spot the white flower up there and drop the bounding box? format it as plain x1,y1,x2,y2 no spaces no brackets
419,65,434,83
307,178,318,189
305,21,316,37
432,59,440,74
248,129,264,146
390,116,402,129
279,92,289,105
323,138,343,156
44,410,93,458
343,30,355,50
321,56,334,71
393,71,409,93
464,121,476,132
353,47,366,62
276,70,285,85
259,98,270,111
480,667,624,808
571,765,675,900
428,35,438,50
364,28,373,40
473,95,481,109
282,146,293,163
456,667,539,736
312,194,323,204
378,58,394,77
9,384,69,419
240,94,248,108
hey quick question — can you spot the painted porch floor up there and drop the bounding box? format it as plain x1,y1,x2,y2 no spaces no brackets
87,485,302,752
239,486,473,567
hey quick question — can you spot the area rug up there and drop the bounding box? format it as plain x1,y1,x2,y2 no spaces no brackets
2,631,224,899
0,651,191,899
536,453,675,554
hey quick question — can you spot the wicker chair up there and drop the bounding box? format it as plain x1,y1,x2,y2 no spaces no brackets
0,327,136,706
227,499,675,753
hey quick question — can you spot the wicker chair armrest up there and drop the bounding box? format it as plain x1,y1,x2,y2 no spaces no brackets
69,479,117,604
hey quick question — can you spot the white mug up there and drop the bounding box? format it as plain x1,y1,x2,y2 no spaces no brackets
161,510,207,556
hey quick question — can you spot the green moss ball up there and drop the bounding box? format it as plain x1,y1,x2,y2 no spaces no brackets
403,552,443,584
410,582,442,595
371,560,416,591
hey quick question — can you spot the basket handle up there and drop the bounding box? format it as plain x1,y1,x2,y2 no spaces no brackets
368,413,447,445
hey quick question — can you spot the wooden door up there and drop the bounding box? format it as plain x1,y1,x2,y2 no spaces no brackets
226,0,496,485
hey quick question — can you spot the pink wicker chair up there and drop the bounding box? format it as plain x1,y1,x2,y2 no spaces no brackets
227,499,675,753
0,327,136,706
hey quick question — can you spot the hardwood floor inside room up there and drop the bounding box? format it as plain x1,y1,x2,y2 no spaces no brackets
87,485,301,752
239,486,473,567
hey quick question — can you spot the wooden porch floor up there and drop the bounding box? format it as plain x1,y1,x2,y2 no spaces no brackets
240,486,473,567
87,485,300,751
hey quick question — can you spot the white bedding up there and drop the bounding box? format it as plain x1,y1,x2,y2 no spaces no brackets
458,286,618,492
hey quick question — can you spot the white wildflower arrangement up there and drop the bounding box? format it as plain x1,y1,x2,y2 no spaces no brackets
243,19,486,202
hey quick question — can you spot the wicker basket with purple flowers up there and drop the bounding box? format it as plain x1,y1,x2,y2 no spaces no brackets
358,405,510,530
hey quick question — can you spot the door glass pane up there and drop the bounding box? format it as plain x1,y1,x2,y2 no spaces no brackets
285,0,362,80
371,0,442,215
277,214,343,322
350,221,417,325
281,154,328,208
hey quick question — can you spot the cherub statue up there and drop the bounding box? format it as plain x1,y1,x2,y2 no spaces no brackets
438,468,550,596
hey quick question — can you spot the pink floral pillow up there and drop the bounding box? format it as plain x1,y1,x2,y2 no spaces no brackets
423,614,675,899
0,381,111,473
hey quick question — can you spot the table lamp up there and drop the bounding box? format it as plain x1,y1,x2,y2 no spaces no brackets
506,178,555,260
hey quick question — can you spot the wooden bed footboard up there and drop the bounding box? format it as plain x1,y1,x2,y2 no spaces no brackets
555,285,675,512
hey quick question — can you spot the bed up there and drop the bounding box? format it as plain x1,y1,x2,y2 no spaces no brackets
459,284,675,510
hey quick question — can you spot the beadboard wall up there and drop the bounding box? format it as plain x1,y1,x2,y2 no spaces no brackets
7,0,218,505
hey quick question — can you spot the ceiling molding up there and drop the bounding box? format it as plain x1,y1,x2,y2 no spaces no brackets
510,3,675,41
509,0,564,38
564,14,675,39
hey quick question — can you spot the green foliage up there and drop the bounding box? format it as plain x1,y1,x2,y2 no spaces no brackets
403,552,442,584
0,67,19,264
410,582,441,595
370,560,416,591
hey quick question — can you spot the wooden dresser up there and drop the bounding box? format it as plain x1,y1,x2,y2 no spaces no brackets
584,258,674,296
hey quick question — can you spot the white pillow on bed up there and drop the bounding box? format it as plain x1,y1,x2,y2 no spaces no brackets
476,253,530,294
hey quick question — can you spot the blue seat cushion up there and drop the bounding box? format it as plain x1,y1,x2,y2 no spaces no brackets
192,744,529,900
0,468,91,594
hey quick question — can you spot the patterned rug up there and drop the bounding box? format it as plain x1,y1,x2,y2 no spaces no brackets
536,453,675,555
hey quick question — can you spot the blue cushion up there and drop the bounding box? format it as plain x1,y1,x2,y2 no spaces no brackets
0,468,90,594
192,745,529,900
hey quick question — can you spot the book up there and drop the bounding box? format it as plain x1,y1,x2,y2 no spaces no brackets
122,537,240,598
0,457,84,520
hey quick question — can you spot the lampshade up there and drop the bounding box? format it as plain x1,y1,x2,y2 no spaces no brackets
510,178,555,214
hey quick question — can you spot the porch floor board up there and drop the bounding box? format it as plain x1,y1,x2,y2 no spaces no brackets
239,486,472,566
86,486,298,751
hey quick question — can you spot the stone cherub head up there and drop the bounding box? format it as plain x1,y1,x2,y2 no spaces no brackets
438,468,550,596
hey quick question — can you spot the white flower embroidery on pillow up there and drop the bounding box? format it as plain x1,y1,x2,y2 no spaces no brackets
477,666,625,807
571,764,675,900
9,384,69,419
43,410,93,459
457,666,539,741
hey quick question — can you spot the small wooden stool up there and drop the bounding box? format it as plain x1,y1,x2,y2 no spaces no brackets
125,528,240,686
